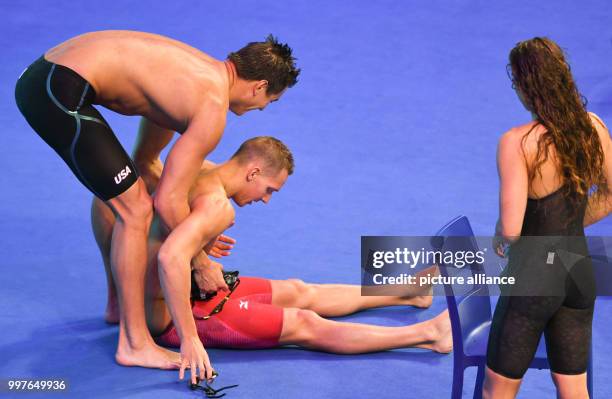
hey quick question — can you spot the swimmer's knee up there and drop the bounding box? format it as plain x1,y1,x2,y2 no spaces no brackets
107,180,153,227
282,308,321,345
122,195,153,227
286,278,307,290
91,196,110,215
285,279,315,307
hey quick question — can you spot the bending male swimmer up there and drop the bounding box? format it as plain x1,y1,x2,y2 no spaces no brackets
15,30,300,372
92,137,453,384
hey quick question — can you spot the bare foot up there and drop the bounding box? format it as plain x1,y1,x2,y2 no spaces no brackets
104,301,120,324
405,265,440,308
416,264,440,283
115,342,181,370
411,294,433,309
430,309,453,354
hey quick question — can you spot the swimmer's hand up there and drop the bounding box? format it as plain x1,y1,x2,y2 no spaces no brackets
138,158,163,195
492,235,508,258
493,219,507,258
206,234,236,258
179,336,215,385
193,259,230,294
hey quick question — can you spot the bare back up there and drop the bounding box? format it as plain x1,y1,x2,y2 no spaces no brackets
498,113,611,237
45,30,229,132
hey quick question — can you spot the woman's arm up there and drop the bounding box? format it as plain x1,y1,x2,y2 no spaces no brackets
584,112,612,226
497,129,529,242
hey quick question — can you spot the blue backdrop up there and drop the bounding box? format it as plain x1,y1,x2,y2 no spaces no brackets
1,1,610,397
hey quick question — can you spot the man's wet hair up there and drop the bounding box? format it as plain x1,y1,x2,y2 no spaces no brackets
228,35,300,94
231,136,294,175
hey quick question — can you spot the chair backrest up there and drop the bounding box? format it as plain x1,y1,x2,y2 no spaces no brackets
433,216,492,351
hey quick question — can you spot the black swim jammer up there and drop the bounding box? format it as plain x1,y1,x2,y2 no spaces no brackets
15,56,138,201
486,190,595,379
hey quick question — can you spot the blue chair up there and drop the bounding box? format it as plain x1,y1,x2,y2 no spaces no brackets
433,215,593,399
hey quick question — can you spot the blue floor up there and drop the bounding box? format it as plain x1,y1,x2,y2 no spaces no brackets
1,1,611,398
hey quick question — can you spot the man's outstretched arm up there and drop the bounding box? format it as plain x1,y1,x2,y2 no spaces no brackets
153,102,229,293
133,113,232,292
157,196,234,383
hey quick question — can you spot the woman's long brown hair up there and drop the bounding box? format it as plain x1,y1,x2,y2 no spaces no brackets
509,37,608,216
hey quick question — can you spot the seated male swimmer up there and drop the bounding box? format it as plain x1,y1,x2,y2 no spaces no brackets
92,136,452,382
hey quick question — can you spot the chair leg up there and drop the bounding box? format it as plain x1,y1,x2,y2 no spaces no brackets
452,367,465,399
473,365,485,399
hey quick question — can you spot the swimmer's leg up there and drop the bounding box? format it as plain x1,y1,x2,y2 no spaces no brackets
279,308,452,354
72,109,179,369
105,180,181,369
550,372,589,399
16,58,178,370
91,197,119,324
270,266,438,316
91,196,167,328
90,118,174,324
482,367,522,399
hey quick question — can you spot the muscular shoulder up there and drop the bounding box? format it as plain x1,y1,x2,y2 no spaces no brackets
123,30,230,117
191,193,235,227
186,66,230,126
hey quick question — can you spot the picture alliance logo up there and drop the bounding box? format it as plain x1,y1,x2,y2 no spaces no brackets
114,165,132,184
371,248,487,269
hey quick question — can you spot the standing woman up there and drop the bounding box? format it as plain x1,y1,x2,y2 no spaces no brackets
484,37,612,399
